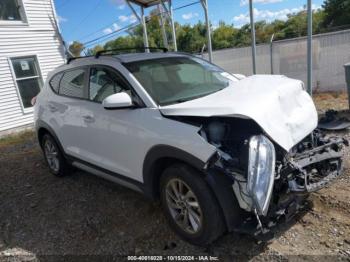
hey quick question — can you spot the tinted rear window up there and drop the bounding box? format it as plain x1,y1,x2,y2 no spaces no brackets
49,73,63,93
59,69,86,98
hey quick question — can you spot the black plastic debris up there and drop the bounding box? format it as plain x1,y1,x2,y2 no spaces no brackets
318,109,350,130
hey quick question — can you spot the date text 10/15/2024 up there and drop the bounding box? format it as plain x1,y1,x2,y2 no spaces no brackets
127,256,219,261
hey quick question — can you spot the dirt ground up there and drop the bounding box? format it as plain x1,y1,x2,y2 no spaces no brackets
1,92,350,261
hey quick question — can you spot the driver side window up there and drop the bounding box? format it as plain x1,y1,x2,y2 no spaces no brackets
89,67,130,103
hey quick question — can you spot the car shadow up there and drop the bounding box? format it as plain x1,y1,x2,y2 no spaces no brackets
203,198,313,260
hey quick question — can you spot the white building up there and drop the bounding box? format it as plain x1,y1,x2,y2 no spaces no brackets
0,0,65,133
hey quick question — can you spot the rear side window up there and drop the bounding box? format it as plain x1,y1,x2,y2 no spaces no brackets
59,69,85,98
49,73,63,93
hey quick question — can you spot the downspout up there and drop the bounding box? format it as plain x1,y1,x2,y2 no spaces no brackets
49,0,74,59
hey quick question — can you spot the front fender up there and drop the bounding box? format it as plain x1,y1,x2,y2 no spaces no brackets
142,144,207,198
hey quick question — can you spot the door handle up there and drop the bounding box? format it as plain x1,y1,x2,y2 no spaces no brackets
83,115,95,123
48,104,58,112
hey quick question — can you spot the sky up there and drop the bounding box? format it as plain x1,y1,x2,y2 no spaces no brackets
54,0,324,48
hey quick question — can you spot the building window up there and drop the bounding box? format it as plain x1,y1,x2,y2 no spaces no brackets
0,0,26,22
11,56,43,109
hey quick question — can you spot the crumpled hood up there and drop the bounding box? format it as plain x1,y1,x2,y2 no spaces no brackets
160,75,318,151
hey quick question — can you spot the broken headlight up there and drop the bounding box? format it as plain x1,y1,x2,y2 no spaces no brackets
247,135,276,216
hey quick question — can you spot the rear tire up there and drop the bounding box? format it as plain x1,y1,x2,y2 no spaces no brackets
41,134,70,177
160,163,225,246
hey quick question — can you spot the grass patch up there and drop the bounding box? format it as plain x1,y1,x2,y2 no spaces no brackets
0,130,35,147
313,91,349,112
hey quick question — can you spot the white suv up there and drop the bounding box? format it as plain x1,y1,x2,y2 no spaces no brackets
34,50,346,245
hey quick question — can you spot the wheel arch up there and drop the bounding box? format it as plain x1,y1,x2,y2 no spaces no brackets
142,145,207,200
142,144,249,232
36,120,65,155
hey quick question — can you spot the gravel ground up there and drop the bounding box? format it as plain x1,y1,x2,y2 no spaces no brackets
1,92,350,261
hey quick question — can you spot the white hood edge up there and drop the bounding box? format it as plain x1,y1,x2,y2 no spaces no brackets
160,75,318,152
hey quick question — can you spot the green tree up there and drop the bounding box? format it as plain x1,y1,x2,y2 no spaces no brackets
75,2,349,55
103,35,144,52
322,0,350,28
86,44,104,55
282,11,308,38
68,41,84,57
212,21,237,49
233,24,251,47
177,22,206,53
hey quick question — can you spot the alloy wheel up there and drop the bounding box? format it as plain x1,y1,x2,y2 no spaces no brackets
165,178,203,234
44,139,60,172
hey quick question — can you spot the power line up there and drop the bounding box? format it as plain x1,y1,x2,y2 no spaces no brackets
83,15,157,48
81,1,201,49
83,22,140,48
68,0,104,34
78,12,134,42
149,1,200,19
173,1,200,11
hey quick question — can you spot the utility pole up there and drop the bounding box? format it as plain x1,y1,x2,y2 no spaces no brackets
307,0,313,95
140,6,149,52
158,4,168,49
200,0,213,62
126,1,149,52
168,0,177,51
270,33,275,74
249,0,257,74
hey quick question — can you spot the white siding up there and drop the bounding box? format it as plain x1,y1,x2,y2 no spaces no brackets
0,0,65,132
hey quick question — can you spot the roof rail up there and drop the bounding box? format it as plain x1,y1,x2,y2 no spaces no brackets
66,47,168,64
95,47,168,58
66,55,94,64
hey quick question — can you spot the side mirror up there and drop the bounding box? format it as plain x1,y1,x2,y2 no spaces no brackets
102,92,133,109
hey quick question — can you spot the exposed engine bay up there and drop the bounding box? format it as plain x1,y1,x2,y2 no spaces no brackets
176,116,348,234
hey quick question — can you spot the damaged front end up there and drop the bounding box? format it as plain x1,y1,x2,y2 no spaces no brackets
198,118,348,236
281,131,346,193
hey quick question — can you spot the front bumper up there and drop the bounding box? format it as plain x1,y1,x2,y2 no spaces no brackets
282,136,345,193
243,134,347,236
205,133,347,237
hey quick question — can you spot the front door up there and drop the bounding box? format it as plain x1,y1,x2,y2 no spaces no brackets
78,65,154,181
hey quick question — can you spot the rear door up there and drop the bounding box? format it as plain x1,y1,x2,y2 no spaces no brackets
52,67,89,157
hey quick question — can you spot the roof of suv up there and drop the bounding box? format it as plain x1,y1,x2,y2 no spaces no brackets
114,52,190,63
54,52,196,75
66,52,192,66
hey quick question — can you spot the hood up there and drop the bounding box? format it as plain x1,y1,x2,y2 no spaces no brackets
159,75,318,151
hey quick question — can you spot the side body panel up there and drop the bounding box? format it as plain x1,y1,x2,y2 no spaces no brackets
77,102,216,182
35,86,85,156
35,59,217,183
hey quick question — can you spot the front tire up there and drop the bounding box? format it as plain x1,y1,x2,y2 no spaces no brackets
160,163,225,246
41,134,70,177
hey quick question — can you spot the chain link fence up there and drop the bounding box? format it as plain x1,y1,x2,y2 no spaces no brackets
207,29,350,92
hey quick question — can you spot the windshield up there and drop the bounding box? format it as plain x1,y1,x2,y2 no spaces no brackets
124,57,238,106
